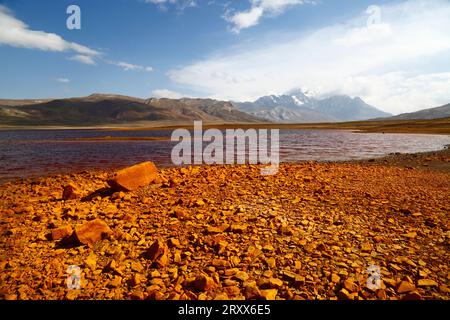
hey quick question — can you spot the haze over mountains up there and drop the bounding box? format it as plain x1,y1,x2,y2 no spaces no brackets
0,90,448,127
233,89,392,123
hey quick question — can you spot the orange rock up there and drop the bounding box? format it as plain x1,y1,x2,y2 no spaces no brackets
343,280,358,292
108,161,158,191
146,239,167,260
260,289,278,300
230,224,247,234
146,239,169,268
62,183,80,200
194,274,216,291
173,207,189,220
417,279,438,287
74,219,112,246
244,283,261,300
397,281,416,294
51,225,73,240
402,291,422,300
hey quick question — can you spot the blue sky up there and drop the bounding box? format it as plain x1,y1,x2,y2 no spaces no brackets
0,0,449,114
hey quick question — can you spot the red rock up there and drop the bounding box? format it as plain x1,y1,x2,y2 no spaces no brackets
51,225,73,240
108,162,158,191
74,219,112,246
62,184,80,200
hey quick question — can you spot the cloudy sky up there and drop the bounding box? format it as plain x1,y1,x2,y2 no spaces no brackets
0,0,449,114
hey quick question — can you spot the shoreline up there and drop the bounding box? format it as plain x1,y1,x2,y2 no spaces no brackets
1,146,449,185
1,117,450,135
0,148,449,300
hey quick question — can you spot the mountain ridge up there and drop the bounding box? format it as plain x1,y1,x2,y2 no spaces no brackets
0,94,265,126
377,103,450,121
233,90,392,123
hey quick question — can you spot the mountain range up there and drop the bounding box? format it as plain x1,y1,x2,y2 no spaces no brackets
0,91,449,127
0,94,264,126
376,103,450,121
233,89,392,123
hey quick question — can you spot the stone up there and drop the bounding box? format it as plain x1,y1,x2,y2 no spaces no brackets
279,226,294,236
173,207,189,220
376,289,387,300
402,291,422,300
194,274,216,291
62,183,81,200
168,238,180,248
338,288,354,300
130,261,144,273
343,280,358,292
130,290,145,300
330,274,340,283
74,219,112,247
108,161,158,191
85,254,97,270
146,239,167,260
417,279,438,287
230,224,247,234
403,232,417,239
146,239,169,268
224,286,241,296
260,289,278,300
234,271,249,282
212,259,230,268
109,276,122,288
269,278,283,289
397,281,416,294
51,225,73,240
244,283,261,300
361,242,373,252
266,257,276,268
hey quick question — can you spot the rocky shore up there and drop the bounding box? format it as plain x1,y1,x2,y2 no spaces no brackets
0,149,449,300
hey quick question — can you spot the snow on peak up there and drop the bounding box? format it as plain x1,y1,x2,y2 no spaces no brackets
291,95,304,105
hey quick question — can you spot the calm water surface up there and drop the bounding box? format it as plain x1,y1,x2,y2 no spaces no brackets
0,129,449,182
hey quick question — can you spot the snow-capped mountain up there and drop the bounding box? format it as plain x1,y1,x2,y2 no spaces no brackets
233,89,391,123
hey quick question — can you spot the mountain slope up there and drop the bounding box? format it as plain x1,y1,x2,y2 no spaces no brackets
0,94,264,126
233,90,391,123
381,103,450,120
313,96,392,121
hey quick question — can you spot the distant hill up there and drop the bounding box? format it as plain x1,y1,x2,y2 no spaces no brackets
380,103,450,121
233,89,391,123
0,94,264,126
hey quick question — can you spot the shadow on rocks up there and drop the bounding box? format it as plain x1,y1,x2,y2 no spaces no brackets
81,187,115,202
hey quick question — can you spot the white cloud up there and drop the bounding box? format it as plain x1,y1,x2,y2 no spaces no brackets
152,89,185,99
225,0,315,33
106,60,154,72
69,55,97,65
170,0,450,114
0,5,99,61
56,78,70,83
144,0,197,11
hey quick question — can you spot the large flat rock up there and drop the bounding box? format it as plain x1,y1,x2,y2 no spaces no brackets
108,161,158,191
